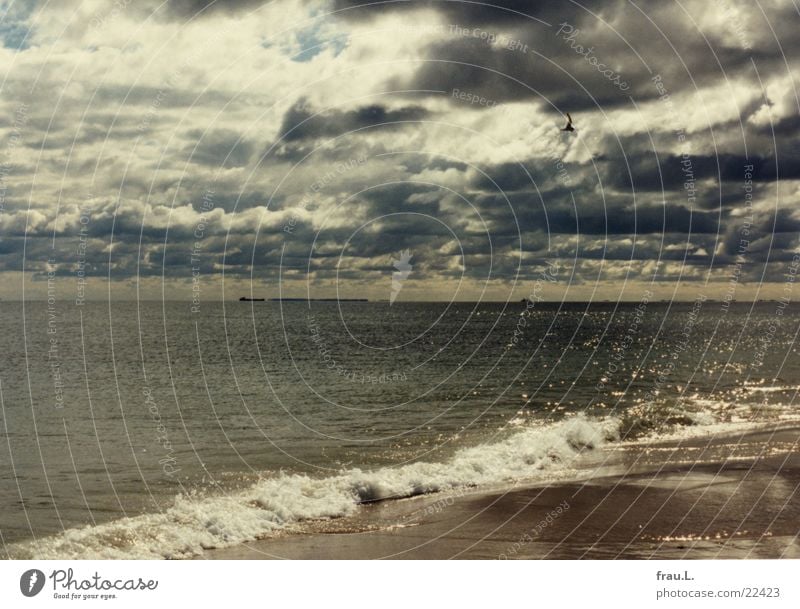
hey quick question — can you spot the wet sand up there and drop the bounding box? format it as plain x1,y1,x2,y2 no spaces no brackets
203,426,800,559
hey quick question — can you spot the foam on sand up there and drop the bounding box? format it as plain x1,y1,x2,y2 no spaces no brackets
11,404,792,560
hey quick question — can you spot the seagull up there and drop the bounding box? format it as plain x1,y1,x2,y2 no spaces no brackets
561,112,575,132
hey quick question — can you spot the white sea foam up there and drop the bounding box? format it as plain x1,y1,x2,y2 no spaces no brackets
10,405,796,560
8,415,619,560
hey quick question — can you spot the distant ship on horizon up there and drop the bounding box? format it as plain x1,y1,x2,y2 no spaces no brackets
237,296,369,302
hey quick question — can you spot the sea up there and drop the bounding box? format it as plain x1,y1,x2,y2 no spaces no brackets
1,299,798,558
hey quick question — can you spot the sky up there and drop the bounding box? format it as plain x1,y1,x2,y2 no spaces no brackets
0,0,799,302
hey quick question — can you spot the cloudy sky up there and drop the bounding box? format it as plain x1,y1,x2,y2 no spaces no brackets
1,0,798,302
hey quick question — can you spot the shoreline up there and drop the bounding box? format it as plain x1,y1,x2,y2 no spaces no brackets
202,425,800,559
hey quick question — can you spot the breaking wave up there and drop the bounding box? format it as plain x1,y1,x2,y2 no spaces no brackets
9,415,619,559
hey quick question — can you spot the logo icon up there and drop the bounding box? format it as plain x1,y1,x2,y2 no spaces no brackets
390,250,413,305
20,569,45,597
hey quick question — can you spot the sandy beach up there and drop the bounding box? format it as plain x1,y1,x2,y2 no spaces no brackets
203,426,800,560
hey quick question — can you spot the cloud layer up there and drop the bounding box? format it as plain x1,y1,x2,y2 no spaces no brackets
1,0,798,300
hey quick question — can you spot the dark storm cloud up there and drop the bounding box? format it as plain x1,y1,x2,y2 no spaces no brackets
331,215,459,250
718,208,800,258
762,209,800,234
331,0,431,21
191,191,269,213
392,37,639,112
358,182,441,215
754,115,800,138
184,129,255,168
471,161,578,192
473,189,722,235
690,180,753,211
343,0,795,118
554,204,721,235
606,153,800,192
222,227,317,270
331,0,607,24
3,0,798,295
278,98,431,141
337,1,665,110
158,0,269,20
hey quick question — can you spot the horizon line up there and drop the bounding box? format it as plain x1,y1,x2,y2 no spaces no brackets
2,299,780,304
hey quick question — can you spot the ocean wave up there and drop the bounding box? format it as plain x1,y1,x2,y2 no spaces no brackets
10,402,796,560
8,415,619,560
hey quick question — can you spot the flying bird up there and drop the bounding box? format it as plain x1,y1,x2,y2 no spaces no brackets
561,113,575,132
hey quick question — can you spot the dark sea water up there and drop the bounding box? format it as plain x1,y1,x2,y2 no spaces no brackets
1,300,798,558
